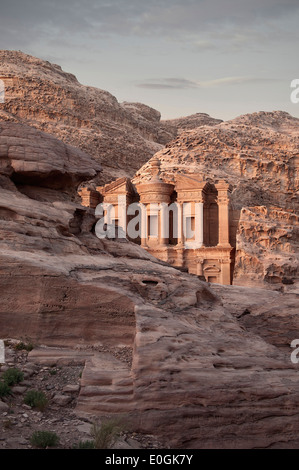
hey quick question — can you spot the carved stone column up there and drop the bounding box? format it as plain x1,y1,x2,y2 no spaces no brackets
160,203,169,246
118,195,127,237
140,203,148,247
136,168,174,248
215,181,231,247
195,199,204,248
103,202,110,224
177,202,184,246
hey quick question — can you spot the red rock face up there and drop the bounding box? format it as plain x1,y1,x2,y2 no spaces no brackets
0,260,136,348
0,121,101,187
0,51,224,185
1,54,299,447
160,112,223,143
1,119,299,448
0,121,134,348
135,111,299,287
0,50,163,184
235,206,298,286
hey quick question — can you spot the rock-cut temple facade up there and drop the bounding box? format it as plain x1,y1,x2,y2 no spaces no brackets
79,158,235,285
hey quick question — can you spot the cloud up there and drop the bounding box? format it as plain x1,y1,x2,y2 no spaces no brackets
201,77,282,87
136,76,282,90
105,0,299,39
0,0,299,43
192,40,217,52
136,78,199,89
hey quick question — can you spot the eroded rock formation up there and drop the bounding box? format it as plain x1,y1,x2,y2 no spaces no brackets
134,111,299,287
1,120,299,448
0,50,162,184
0,50,220,185
160,112,223,143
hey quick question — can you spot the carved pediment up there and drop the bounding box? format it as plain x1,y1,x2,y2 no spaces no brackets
97,177,136,196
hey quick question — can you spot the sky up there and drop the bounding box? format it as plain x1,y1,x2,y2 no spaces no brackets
1,0,299,120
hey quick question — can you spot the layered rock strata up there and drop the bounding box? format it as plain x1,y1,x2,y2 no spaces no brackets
134,111,299,287
0,51,220,185
1,121,299,448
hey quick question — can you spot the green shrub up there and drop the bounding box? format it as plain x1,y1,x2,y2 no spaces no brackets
91,418,123,449
73,440,95,449
2,368,24,386
0,381,11,397
30,431,59,448
15,341,34,352
24,390,48,411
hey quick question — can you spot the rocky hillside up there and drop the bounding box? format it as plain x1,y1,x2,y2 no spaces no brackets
1,120,299,448
134,111,299,287
0,50,220,185
0,50,163,184
160,112,223,143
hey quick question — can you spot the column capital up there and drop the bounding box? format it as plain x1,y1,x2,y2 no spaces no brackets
195,195,206,204
215,180,232,192
216,196,230,205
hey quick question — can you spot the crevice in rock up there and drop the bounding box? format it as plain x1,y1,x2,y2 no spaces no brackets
236,308,251,319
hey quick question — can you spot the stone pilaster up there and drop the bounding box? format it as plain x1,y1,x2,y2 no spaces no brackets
177,202,184,247
78,188,101,209
117,195,127,237
196,259,204,276
195,199,204,248
219,258,231,285
215,181,231,247
160,203,169,246
140,203,148,247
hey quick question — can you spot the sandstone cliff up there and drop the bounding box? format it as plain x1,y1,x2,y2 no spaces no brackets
134,111,299,287
0,50,220,185
160,112,223,143
1,120,299,448
0,50,163,184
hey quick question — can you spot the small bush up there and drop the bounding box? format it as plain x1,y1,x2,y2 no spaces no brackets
73,440,95,449
24,390,48,411
2,368,24,386
30,430,59,448
91,418,123,449
0,381,11,397
15,341,34,352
